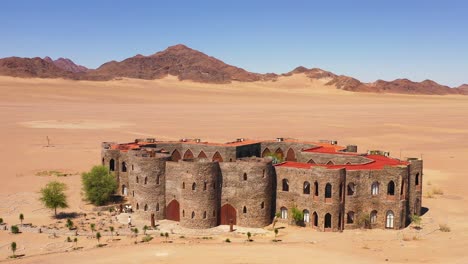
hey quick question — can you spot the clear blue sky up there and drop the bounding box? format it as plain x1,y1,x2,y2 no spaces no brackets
1,0,467,86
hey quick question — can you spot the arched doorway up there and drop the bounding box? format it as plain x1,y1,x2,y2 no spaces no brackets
172,150,181,162
261,148,271,158
324,213,332,229
183,149,194,159
198,151,208,159
166,200,180,221
286,148,296,161
386,210,394,229
220,204,237,225
275,148,284,160
312,212,318,227
212,151,223,162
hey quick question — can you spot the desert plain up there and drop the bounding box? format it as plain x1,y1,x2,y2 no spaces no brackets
0,74,467,263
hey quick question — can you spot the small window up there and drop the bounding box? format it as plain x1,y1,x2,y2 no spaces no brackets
136,203,139,210
203,211,207,219
282,179,289,192
182,210,185,217
325,183,332,198
415,173,420,186
314,181,319,196
262,169,265,178
243,173,247,181
386,210,394,228
132,164,134,171
303,210,310,223
121,162,127,172
144,177,148,185
324,213,332,228
213,210,216,217
371,182,379,195
243,206,247,214
156,203,159,211
192,182,196,191
191,211,195,219
136,176,139,183
326,160,334,165
347,183,355,196
203,181,207,191
347,211,355,224
387,181,395,195
157,175,160,185
213,182,216,189
182,182,185,189
109,159,115,171
132,191,135,197
144,204,148,211
303,181,310,194
261,201,265,209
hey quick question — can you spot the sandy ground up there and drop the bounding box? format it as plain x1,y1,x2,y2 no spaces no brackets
0,74,467,263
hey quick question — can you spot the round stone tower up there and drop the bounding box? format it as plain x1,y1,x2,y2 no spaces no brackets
128,149,171,220
178,159,221,229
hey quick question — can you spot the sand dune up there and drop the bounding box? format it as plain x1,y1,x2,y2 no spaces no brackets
0,76,467,263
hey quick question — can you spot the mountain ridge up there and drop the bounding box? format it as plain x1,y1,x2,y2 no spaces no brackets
0,44,466,95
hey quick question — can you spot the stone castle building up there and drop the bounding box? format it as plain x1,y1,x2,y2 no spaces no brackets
101,137,423,231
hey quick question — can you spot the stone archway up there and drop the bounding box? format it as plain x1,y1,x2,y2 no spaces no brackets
172,150,181,162
183,149,194,159
198,151,208,159
212,151,223,162
286,148,296,161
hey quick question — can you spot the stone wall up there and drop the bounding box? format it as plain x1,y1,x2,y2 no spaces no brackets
275,166,346,231
297,152,372,165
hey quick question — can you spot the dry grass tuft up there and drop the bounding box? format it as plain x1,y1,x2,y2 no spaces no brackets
439,224,451,232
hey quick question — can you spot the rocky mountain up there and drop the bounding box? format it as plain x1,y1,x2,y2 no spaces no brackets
0,57,76,79
86,44,271,83
0,44,466,95
44,57,88,73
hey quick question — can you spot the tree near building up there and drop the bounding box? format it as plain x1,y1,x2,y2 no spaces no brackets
10,242,17,258
82,166,117,206
19,214,24,226
39,181,68,217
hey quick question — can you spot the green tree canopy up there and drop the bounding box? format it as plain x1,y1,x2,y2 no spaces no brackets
82,165,117,206
39,181,68,217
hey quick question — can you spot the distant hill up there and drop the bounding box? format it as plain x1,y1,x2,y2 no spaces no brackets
0,44,466,95
44,57,88,73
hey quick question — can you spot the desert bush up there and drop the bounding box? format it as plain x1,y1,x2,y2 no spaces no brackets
11,225,19,234
67,237,72,242
66,219,74,230
10,242,17,258
142,235,153,242
439,223,451,232
0,218,3,225
291,206,304,226
356,213,371,229
432,187,444,195
425,191,434,198
225,238,231,243
410,214,422,229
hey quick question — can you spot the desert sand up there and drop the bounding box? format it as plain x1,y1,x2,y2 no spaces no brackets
0,74,467,263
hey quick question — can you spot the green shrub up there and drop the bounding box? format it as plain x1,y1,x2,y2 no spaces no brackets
225,238,231,243
291,206,304,225
39,181,68,217
81,166,117,206
142,235,153,242
439,223,451,232
11,225,19,234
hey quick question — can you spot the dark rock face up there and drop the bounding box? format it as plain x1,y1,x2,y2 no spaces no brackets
0,57,75,78
52,58,88,73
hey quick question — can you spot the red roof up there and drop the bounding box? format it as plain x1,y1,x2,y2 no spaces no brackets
276,155,408,171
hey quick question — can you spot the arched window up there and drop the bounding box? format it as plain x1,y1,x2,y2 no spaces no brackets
132,191,135,197
386,210,394,228
346,211,355,224
324,213,332,229
203,211,207,219
212,151,223,162
132,164,134,171
172,149,181,162
144,204,148,211
286,148,296,161
326,160,334,165
157,175,160,185
136,176,139,184
122,185,127,196
282,179,289,192
371,182,379,195
156,203,159,211
347,183,355,196
109,159,115,171
192,182,196,191
303,210,310,223
243,206,247,214
203,181,207,191
387,181,395,195
261,201,265,209
275,148,284,160
415,173,420,186
183,149,194,159
261,148,271,158
303,181,310,194
312,212,318,227
243,173,247,181
314,181,319,196
136,203,139,210
182,210,185,217
191,211,195,219
307,159,316,164
182,182,185,189
121,162,127,172
198,151,208,159
325,183,332,198
144,177,148,185
370,210,377,224
280,207,288,219
262,169,266,178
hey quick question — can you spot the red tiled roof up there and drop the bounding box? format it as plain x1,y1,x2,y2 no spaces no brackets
276,155,409,171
